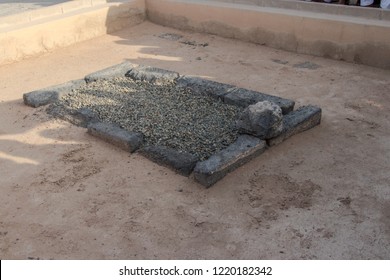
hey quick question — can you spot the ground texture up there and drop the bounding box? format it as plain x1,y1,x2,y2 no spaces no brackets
0,22,389,259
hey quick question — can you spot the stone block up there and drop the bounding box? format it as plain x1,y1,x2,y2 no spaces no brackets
47,105,99,128
23,79,86,108
126,66,179,84
223,87,295,114
176,76,235,100
140,146,199,176
237,101,283,139
194,135,267,187
85,61,136,83
267,105,322,146
87,122,143,153
73,108,99,127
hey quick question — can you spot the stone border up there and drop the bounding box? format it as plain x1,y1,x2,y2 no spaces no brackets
267,106,322,147
23,79,86,108
140,145,199,176
23,62,321,187
84,61,136,83
87,122,143,153
194,135,267,187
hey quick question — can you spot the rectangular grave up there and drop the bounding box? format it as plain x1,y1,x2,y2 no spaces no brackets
23,62,321,187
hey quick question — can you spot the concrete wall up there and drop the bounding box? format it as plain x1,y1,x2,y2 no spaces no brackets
1,0,389,68
0,0,145,65
146,0,390,69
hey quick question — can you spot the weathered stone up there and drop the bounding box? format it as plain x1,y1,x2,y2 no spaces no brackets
223,87,295,114
176,76,235,100
140,146,199,176
47,105,99,128
87,122,143,153
23,90,58,108
194,135,267,187
267,106,322,146
126,66,179,84
84,61,136,83
237,101,283,139
73,108,99,127
23,79,86,108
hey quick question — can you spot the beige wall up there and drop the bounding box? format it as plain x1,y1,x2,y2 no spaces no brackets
1,0,389,68
146,0,390,69
0,0,145,65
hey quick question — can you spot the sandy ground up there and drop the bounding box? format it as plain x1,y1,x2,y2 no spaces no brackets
0,21,389,259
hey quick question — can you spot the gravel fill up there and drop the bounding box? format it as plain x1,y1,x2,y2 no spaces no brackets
56,77,242,160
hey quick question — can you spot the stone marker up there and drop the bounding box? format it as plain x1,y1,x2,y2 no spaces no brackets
267,105,322,146
87,122,143,153
237,101,283,139
126,66,179,84
176,76,235,100
84,61,136,83
194,135,267,187
223,87,295,114
140,146,199,176
23,79,86,108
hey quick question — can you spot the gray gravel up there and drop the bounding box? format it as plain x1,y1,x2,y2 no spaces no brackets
57,77,242,160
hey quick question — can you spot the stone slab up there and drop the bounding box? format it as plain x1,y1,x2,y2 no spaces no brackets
23,79,86,108
194,135,267,187
126,65,179,84
140,145,199,176
72,108,99,128
47,105,99,128
176,76,235,100
87,122,143,153
267,105,322,146
223,87,295,114
84,61,136,83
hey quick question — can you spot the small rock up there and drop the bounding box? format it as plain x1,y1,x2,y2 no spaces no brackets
237,101,283,139
158,33,183,41
293,61,321,70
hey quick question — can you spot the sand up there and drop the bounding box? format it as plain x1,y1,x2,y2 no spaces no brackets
0,22,389,259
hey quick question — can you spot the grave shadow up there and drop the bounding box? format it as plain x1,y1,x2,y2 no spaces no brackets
0,97,87,181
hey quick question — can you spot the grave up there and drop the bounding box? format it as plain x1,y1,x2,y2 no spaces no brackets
23,62,321,187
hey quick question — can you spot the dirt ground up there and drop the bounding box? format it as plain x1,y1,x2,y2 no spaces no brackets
0,22,389,259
